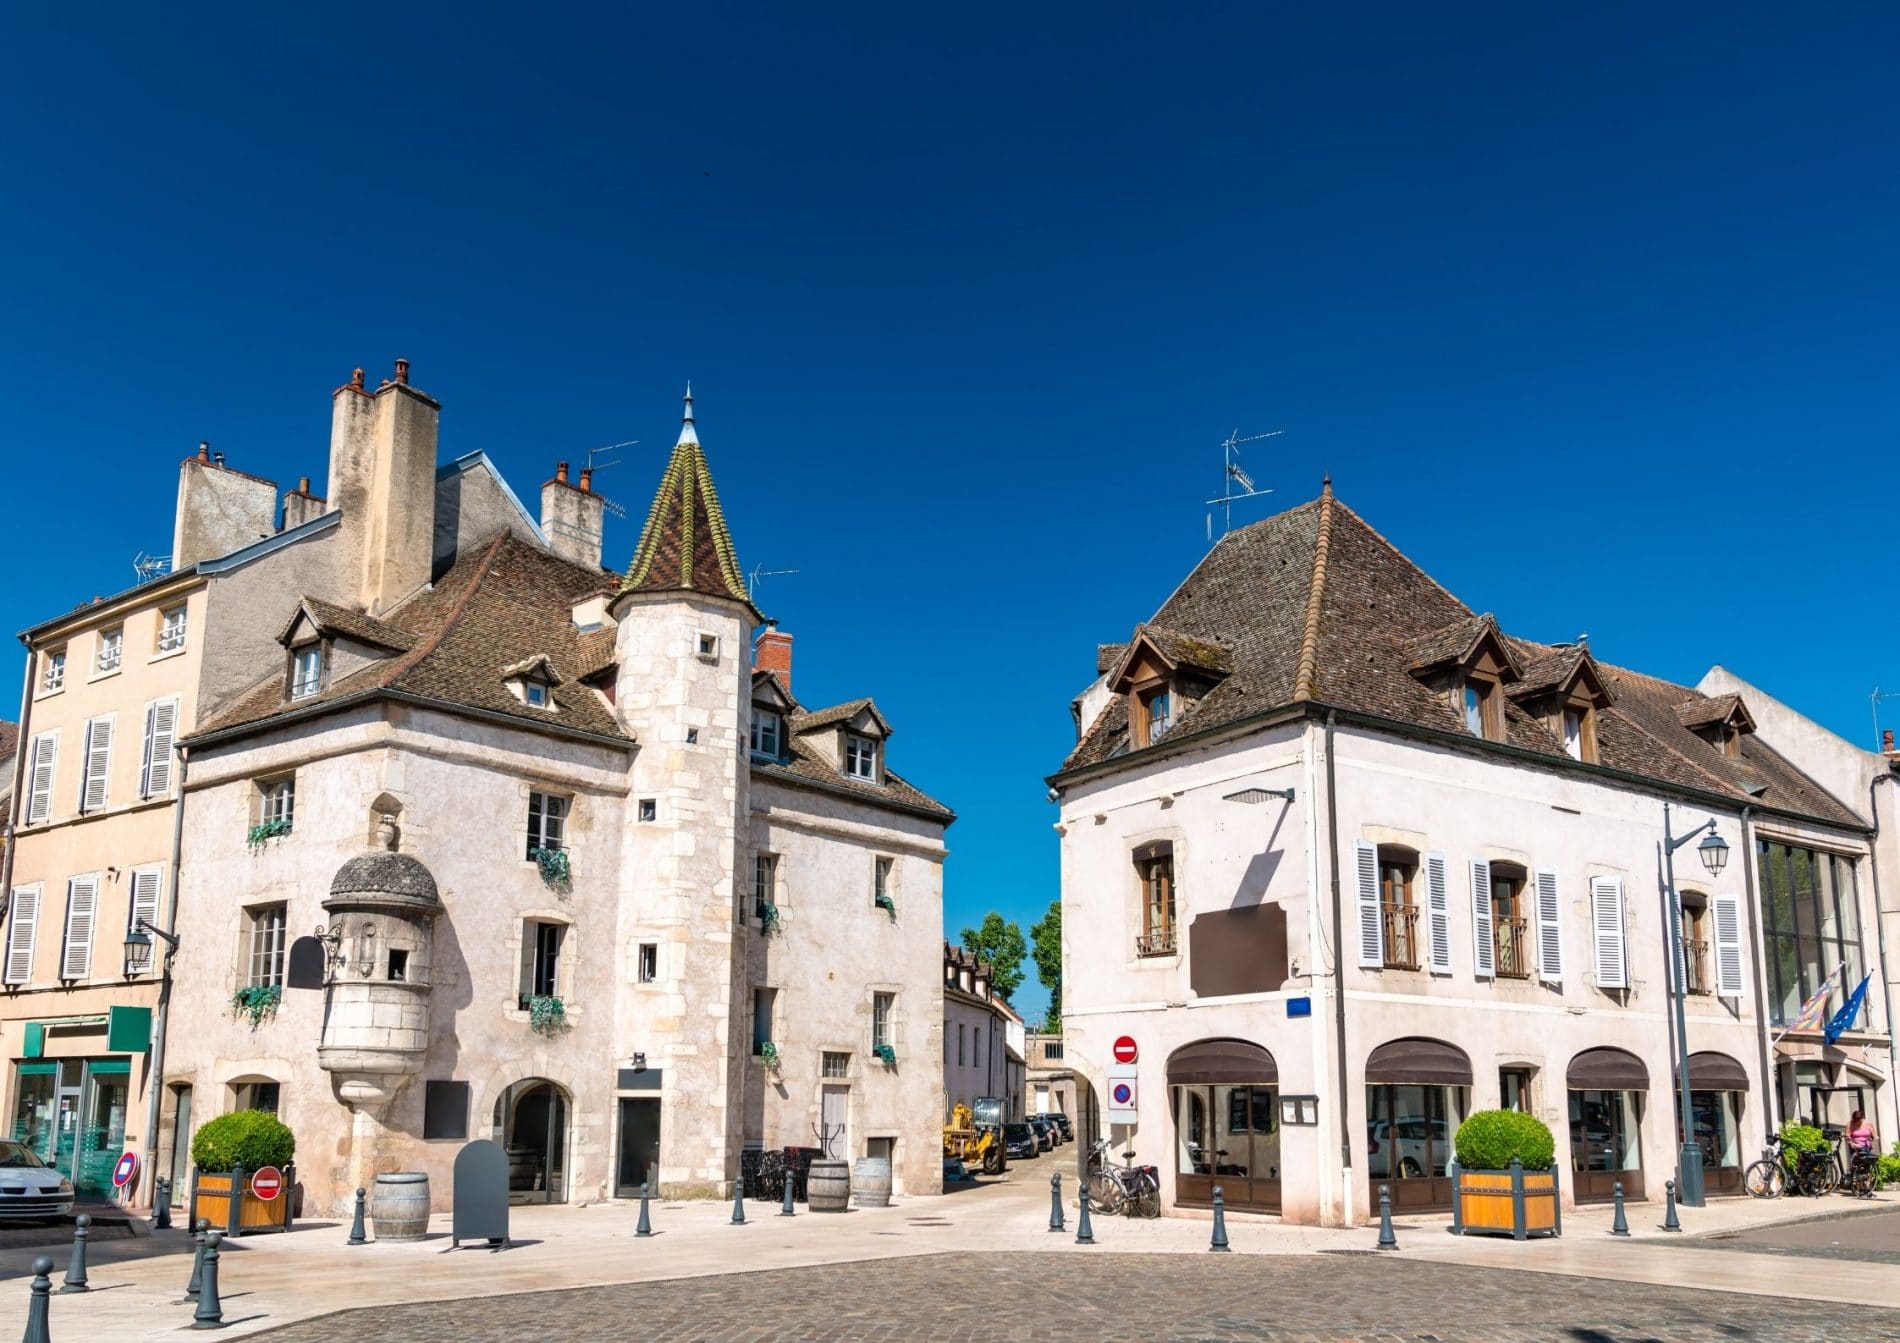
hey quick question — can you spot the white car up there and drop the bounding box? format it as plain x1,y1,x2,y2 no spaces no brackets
1366,1118,1451,1179
0,1141,74,1220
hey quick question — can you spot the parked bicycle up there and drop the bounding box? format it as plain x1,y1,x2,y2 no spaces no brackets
1085,1138,1160,1218
1742,1135,1787,1198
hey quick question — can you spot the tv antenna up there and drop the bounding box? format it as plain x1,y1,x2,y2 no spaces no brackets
577,440,637,520
1205,427,1283,539
1872,686,1900,751
747,564,800,602
132,552,172,582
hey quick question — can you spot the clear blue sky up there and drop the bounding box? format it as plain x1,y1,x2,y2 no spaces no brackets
3,7,1895,1023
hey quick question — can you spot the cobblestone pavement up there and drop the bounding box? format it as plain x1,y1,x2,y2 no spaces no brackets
252,1251,1900,1342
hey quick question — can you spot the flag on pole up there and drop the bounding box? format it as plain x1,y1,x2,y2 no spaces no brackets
1824,974,1873,1045
1785,968,1842,1036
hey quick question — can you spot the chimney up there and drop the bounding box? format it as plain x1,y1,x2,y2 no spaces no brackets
329,358,440,615
755,623,793,690
172,442,277,569
1885,729,1895,754
281,474,328,532
540,459,605,571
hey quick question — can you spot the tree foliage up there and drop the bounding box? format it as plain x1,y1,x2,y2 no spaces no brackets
1029,899,1062,1028
959,912,1027,1001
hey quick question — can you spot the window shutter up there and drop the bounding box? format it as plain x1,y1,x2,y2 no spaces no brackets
61,875,99,980
81,718,113,813
1470,858,1495,979
1534,867,1564,984
1590,876,1627,990
1425,852,1452,974
141,699,178,798
129,869,162,943
4,888,41,985
1354,840,1382,969
25,734,56,824
1713,893,1745,998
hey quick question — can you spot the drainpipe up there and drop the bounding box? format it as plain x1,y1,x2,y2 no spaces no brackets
1323,710,1352,1211
1735,806,1777,1144
1866,774,1899,1142
1,644,38,920
140,741,188,1206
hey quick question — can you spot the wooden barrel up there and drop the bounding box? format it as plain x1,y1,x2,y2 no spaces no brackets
372,1172,432,1241
807,1159,850,1212
851,1157,892,1208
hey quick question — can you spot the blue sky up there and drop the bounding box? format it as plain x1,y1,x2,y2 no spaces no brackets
3,6,1896,1023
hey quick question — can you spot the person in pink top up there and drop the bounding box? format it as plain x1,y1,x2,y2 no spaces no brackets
1848,1109,1877,1153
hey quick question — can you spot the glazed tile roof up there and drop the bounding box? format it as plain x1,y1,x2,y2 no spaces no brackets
619,392,757,617
1059,484,1864,829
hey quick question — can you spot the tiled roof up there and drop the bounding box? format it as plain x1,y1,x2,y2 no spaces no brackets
192,533,630,744
1677,693,1750,731
289,597,417,652
1113,624,1235,681
1096,643,1127,675
753,740,954,821
574,628,618,680
793,698,882,734
1059,485,1864,829
619,393,756,615
0,721,16,765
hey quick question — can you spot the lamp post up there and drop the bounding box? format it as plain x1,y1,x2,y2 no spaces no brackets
1662,802,1729,1208
123,919,179,980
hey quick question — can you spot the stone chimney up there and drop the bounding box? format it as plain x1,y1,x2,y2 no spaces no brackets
1884,729,1895,754
328,361,440,616
755,624,793,690
540,460,605,570
281,475,327,531
172,441,278,569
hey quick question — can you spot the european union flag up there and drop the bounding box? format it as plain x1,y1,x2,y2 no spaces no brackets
1823,974,1872,1045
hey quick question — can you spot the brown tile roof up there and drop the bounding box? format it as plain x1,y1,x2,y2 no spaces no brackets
1059,485,1863,828
0,721,16,765
619,396,757,616
756,686,950,820
193,533,630,744
793,698,885,734
1096,643,1127,675
1676,693,1752,731
288,597,417,652
1114,624,1235,680
574,628,618,680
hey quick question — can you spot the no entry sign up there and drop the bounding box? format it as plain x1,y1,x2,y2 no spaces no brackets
1112,1035,1139,1065
250,1165,285,1201
111,1151,138,1189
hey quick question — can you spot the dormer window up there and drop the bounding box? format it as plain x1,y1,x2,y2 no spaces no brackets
1460,675,1503,741
1677,694,1754,761
751,709,783,760
290,644,323,700
1143,688,1174,743
845,733,880,782
500,654,564,712
1562,707,1583,759
524,680,551,709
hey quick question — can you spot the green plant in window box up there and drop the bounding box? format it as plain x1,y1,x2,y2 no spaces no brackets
525,994,567,1036
759,903,781,934
530,846,571,892
230,984,282,1029
874,894,896,917
759,1040,781,1071
246,818,292,850
873,1044,897,1068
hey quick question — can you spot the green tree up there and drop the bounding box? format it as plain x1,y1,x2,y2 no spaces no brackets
959,912,1027,1001
1029,899,1062,1028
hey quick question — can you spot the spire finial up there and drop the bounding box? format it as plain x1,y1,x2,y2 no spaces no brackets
678,382,698,446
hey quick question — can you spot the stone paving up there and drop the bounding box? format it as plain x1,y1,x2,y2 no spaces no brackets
250,1252,1900,1343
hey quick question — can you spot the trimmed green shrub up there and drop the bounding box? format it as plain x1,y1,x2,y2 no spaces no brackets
1778,1121,1830,1174
1876,1151,1900,1189
192,1110,296,1172
1454,1109,1556,1171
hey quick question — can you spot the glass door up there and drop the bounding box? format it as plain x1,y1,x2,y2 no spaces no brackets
52,1060,83,1182
169,1085,193,1192
614,1098,661,1197
77,1064,130,1197
1568,1088,1644,1202
10,1065,56,1161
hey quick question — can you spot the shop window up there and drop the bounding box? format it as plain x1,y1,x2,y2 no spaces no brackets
1691,1089,1740,1174
1758,841,1863,1027
1568,1089,1643,1187
1365,1084,1462,1184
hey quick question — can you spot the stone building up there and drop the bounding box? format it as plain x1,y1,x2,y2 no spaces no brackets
160,386,951,1213
1051,482,1888,1226
942,943,1022,1119
1024,1030,1075,1122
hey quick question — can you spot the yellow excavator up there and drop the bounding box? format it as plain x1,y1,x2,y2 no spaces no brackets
943,1097,1008,1175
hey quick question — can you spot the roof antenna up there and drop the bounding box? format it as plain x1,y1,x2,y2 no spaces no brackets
1205,427,1283,540
571,440,636,519
132,551,172,582
747,564,800,602
1872,687,1900,752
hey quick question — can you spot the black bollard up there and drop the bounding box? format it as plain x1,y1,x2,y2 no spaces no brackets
185,1218,209,1299
1610,1180,1630,1236
636,1180,653,1236
154,1175,173,1231
1662,1179,1681,1233
22,1257,52,1343
730,1175,747,1226
347,1187,367,1246
1049,1172,1065,1233
60,1212,91,1293
1210,1185,1231,1252
192,1230,225,1329
1075,1186,1096,1245
780,1170,796,1218
1376,1185,1399,1250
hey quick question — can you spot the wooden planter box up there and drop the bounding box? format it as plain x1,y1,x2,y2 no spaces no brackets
188,1165,297,1237
1450,1160,1560,1240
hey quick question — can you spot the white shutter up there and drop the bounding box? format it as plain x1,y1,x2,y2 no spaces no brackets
129,869,162,940
4,887,41,985
80,717,113,813
1590,876,1627,990
1713,893,1745,998
1425,852,1452,974
1354,840,1383,968
1535,867,1564,984
141,698,178,798
1470,858,1495,979
25,734,56,824
61,875,99,980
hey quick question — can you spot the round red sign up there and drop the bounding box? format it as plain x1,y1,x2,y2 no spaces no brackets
111,1151,139,1189
249,1166,284,1201
1112,1035,1138,1065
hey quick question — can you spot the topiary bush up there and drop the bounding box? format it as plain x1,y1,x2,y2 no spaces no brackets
1454,1109,1556,1171
191,1110,296,1172
1876,1144,1900,1190
1778,1121,1830,1174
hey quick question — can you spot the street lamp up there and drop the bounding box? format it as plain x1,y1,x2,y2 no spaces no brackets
1663,802,1729,1207
123,918,179,979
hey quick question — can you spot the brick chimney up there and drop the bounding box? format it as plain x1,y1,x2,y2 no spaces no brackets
172,441,278,568
1884,729,1895,754
281,475,327,531
540,460,605,571
328,360,440,615
755,623,793,690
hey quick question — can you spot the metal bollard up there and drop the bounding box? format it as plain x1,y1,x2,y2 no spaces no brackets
636,1180,653,1237
192,1231,225,1329
1075,1186,1096,1245
185,1218,209,1299
1376,1185,1399,1250
1210,1185,1231,1252
780,1169,796,1218
730,1174,747,1226
347,1187,367,1246
1610,1180,1630,1236
1662,1179,1681,1233
23,1257,53,1343
154,1175,173,1231
1048,1172,1065,1232
60,1213,91,1293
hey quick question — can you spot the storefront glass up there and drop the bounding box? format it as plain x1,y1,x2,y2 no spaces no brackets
1366,1084,1461,1182
1170,1082,1280,1212
1691,1090,1739,1170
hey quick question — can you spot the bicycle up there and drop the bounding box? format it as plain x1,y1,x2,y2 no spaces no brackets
1845,1144,1880,1198
1742,1135,1787,1198
1085,1139,1160,1218
1790,1144,1840,1197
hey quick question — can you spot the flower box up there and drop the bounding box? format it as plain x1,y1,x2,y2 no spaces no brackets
1450,1159,1561,1240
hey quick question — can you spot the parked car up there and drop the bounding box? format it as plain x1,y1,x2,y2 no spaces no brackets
1047,1113,1074,1142
1027,1117,1054,1152
0,1142,73,1221
1365,1118,1450,1178
1002,1123,1039,1160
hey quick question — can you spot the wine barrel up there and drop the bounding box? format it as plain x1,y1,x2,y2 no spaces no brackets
372,1171,432,1241
807,1159,851,1212
851,1157,892,1208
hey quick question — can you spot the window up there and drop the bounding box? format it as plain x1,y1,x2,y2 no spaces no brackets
59,875,99,980
23,733,56,825
40,649,64,693
139,698,179,799
1042,1040,1064,1062
236,1081,281,1115
752,987,776,1054
387,948,409,981
522,920,564,1001
638,798,657,822
686,727,699,745
1378,846,1420,970
872,992,895,1050
524,680,551,708
1144,688,1173,741
874,856,893,908
257,776,296,830
125,869,162,975
1460,675,1503,740
958,1022,966,1066
844,734,879,781
3,887,41,986
638,943,658,983
423,1081,470,1141
1759,840,1862,1027
247,905,287,988
95,626,123,675
823,1051,850,1078
1491,864,1529,979
751,709,782,759
1680,894,1711,995
1135,842,1176,956
1463,682,1484,734
78,716,114,813
754,853,777,920
696,632,720,662
290,643,323,699
526,791,567,857
158,605,188,654
1500,1067,1533,1113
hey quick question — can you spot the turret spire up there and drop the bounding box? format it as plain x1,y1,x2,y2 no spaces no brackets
678,382,697,447
619,388,755,615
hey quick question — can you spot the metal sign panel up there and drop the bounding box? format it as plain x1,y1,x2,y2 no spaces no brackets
1112,1035,1138,1064
451,1139,511,1250
286,937,328,991
1105,1063,1139,1123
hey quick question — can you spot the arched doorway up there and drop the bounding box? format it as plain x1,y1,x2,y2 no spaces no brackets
1168,1039,1280,1213
495,1079,570,1204
1365,1037,1471,1212
1567,1047,1647,1202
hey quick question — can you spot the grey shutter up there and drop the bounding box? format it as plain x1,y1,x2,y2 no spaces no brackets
25,734,56,824
61,874,99,980
81,718,113,813
141,698,178,798
1535,867,1564,985
1470,858,1495,979
1354,840,1383,969
1713,893,1745,998
1590,876,1627,990
4,887,40,985
1425,852,1452,974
